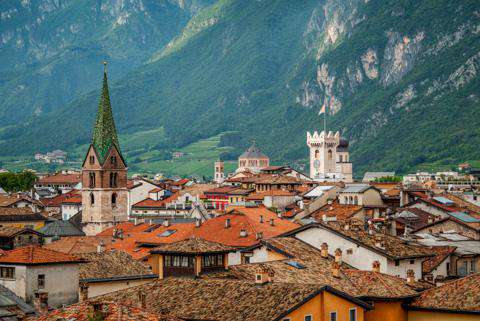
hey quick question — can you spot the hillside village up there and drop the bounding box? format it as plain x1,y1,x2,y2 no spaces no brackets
0,68,478,321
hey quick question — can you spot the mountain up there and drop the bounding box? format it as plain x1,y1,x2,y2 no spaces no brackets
1,0,479,177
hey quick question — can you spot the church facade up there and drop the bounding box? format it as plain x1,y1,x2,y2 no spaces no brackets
81,64,128,235
306,130,353,182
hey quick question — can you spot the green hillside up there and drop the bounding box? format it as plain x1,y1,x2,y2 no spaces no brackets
0,0,479,177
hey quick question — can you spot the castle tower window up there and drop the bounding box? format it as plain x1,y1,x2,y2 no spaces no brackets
315,150,320,159
111,193,117,207
90,193,95,206
328,149,333,160
339,155,343,162
89,156,95,165
111,156,117,165
110,172,118,188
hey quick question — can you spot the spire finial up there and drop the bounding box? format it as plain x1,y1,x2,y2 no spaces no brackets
103,61,107,74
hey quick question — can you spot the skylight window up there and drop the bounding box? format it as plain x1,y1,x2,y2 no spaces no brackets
158,229,177,237
285,261,306,269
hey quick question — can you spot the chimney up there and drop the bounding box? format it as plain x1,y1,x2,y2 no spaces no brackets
138,290,146,309
331,261,340,278
320,243,329,258
427,216,434,224
372,260,380,273
259,215,264,223
374,235,385,249
225,218,231,228
97,240,105,253
406,269,415,284
424,273,433,282
195,219,201,228
334,248,342,264
277,212,283,219
163,219,170,227
240,229,247,237
255,265,273,285
343,222,350,231
255,232,263,240
368,225,375,235
269,218,275,226
34,292,49,315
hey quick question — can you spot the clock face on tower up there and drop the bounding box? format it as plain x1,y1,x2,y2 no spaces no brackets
313,159,321,169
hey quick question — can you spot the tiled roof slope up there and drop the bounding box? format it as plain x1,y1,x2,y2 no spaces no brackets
315,220,434,260
79,250,154,280
409,273,480,313
310,200,362,220
422,246,456,274
99,278,365,321
0,208,47,221
38,220,85,237
151,237,234,255
43,236,114,254
0,246,83,265
28,301,178,321
36,173,81,185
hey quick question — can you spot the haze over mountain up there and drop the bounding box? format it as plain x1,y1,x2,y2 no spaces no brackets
1,0,479,176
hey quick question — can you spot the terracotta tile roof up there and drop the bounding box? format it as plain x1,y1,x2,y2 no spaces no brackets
36,173,81,185
170,179,190,186
98,278,367,321
132,193,179,209
0,194,35,207
409,273,480,313
422,246,456,274
310,200,363,220
0,226,38,238
283,203,301,218
203,186,239,195
291,220,434,260
0,246,83,265
0,207,48,222
246,189,295,200
151,237,235,255
40,189,80,207
384,188,401,197
29,301,177,321
97,222,154,237
343,270,418,299
396,207,437,231
62,195,82,205
225,188,254,196
191,206,300,247
79,250,154,280
149,188,163,193
43,236,115,254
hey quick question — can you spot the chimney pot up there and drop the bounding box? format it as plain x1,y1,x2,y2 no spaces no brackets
163,219,170,227
269,218,275,226
372,260,381,273
240,229,247,237
225,218,231,228
331,261,340,278
334,248,342,263
320,243,329,258
195,219,201,228
406,269,415,283
256,232,263,240
97,240,105,253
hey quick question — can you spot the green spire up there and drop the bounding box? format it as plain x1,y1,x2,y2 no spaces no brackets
91,62,120,163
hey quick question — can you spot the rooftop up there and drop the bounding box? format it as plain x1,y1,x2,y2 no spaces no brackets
310,200,363,221
36,173,81,185
43,236,115,254
409,273,480,313
38,220,85,237
0,246,83,265
151,237,235,255
239,142,269,160
0,207,47,222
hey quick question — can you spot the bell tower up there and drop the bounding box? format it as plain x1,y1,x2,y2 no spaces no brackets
81,62,128,235
214,160,225,184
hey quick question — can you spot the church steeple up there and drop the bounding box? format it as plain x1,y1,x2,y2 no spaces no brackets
91,62,120,164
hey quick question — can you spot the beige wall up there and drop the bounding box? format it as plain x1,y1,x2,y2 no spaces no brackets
84,278,154,298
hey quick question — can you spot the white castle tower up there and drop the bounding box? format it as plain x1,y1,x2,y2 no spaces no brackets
306,130,353,182
214,160,225,184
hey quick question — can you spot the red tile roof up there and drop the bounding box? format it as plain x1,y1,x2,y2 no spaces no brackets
422,246,457,274
62,195,82,205
0,246,83,265
36,173,81,185
310,200,363,220
132,193,179,209
40,190,80,207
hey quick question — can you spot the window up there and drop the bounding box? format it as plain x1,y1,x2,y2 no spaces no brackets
202,254,224,268
38,274,45,289
110,156,117,165
410,260,415,264
110,172,118,188
394,260,400,266
327,149,333,160
90,193,95,206
349,308,356,321
305,315,313,321
330,312,337,321
164,255,193,268
111,193,117,207
315,149,320,159
0,267,15,279
89,172,96,188
89,155,95,165
346,249,353,255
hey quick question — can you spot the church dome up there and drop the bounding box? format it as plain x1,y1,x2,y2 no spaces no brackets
339,137,349,148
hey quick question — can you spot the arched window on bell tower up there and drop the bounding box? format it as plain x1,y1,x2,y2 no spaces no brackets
315,150,320,159
89,172,96,188
90,193,95,206
110,172,118,188
111,193,117,207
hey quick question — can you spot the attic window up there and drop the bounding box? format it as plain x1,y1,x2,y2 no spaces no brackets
158,229,177,237
89,155,95,165
285,261,306,269
111,156,117,165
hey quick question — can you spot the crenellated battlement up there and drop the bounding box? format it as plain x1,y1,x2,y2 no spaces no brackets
307,131,340,148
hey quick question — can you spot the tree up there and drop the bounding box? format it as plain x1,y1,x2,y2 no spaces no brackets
0,171,37,192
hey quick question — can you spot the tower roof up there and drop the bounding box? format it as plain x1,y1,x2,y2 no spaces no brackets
239,140,269,160
91,62,121,164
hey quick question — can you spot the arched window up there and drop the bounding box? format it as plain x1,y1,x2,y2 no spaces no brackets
344,196,349,204
339,155,343,162
110,155,117,165
89,172,96,188
90,193,95,206
349,196,353,204
354,196,359,205
110,172,118,188
111,193,117,207
315,150,320,159
327,149,333,160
